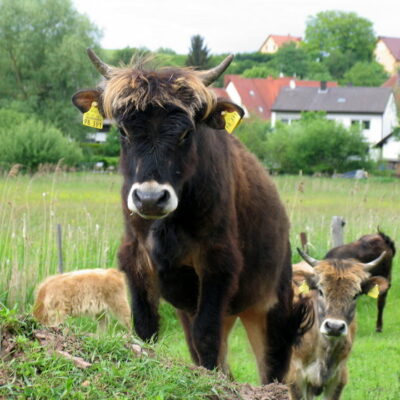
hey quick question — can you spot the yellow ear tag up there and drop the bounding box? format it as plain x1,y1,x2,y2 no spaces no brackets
83,101,103,129
367,284,379,299
299,280,310,294
223,111,242,133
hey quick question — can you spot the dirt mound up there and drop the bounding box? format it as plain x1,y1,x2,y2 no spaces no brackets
239,383,289,400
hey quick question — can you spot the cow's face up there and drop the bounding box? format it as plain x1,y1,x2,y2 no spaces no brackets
117,104,197,219
296,250,388,339
72,50,243,220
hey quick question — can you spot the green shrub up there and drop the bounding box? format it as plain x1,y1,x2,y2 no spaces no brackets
0,109,83,171
234,118,272,163
266,112,371,174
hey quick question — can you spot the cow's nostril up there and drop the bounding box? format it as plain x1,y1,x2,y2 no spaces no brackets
133,189,142,204
157,190,170,206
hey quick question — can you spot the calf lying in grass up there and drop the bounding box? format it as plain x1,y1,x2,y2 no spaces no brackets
33,268,131,330
287,249,388,400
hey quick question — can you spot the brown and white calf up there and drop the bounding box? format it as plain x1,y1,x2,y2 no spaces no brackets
287,249,388,400
33,268,132,330
325,230,396,332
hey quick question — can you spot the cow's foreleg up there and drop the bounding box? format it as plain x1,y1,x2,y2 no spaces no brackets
191,244,240,370
118,240,160,341
240,308,269,383
176,309,200,365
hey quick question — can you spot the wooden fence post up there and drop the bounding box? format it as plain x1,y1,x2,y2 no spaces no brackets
300,232,308,252
331,216,346,248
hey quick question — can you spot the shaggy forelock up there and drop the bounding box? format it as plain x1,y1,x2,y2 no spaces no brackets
316,259,370,302
102,64,216,120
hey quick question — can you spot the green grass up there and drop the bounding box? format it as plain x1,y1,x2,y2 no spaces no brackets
1,171,399,398
0,308,239,400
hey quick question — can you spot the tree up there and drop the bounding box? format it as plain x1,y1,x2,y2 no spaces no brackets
266,113,370,174
269,43,311,78
242,66,278,78
305,11,376,79
186,35,211,69
342,61,388,86
0,0,102,139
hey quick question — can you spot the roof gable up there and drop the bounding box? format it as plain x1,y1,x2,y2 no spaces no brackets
379,37,400,61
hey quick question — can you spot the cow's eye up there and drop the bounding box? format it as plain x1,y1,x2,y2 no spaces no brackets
119,127,127,137
179,130,190,144
318,289,324,297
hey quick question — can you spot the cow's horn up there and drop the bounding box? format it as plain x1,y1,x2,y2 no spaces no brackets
297,248,320,267
87,48,113,79
199,54,234,86
363,251,387,272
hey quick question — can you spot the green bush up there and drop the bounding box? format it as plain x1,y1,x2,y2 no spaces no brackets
0,109,83,171
265,113,371,174
234,118,272,163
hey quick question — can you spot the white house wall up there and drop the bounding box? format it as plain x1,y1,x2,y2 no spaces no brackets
226,82,250,117
272,109,399,162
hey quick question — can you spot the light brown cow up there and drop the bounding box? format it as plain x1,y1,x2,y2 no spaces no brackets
287,249,388,400
33,268,131,330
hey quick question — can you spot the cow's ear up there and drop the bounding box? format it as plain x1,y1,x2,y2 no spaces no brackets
205,100,245,130
72,89,102,113
292,262,318,291
361,276,389,296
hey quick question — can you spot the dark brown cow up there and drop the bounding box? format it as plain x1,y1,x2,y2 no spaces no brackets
288,249,388,400
72,49,308,383
324,230,395,332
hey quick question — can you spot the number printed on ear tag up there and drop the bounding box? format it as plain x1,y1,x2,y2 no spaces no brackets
223,111,241,133
83,102,104,129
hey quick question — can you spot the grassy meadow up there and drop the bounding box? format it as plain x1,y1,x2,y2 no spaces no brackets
0,171,399,399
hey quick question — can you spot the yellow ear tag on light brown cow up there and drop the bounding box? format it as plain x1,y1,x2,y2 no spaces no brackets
367,284,379,299
83,102,103,129
299,280,310,294
223,111,241,133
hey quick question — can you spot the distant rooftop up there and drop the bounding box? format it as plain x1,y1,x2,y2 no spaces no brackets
272,87,393,114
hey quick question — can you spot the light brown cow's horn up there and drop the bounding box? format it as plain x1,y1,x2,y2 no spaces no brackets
87,48,113,79
297,248,320,267
198,54,234,86
363,251,387,272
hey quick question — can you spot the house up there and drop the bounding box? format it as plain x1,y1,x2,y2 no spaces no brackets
86,118,113,143
375,36,400,74
218,75,337,120
271,84,399,162
259,34,302,54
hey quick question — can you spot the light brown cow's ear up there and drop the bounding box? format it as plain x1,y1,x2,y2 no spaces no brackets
72,89,102,114
361,276,389,296
205,100,244,130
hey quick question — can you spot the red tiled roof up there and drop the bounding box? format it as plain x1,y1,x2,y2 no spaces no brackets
379,37,400,61
382,73,400,88
210,87,229,98
269,34,302,47
223,75,337,119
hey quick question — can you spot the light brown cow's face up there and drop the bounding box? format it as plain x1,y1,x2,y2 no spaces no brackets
295,251,389,339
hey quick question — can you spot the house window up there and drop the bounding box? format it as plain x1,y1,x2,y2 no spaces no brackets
362,120,370,130
281,119,289,124
351,120,358,126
